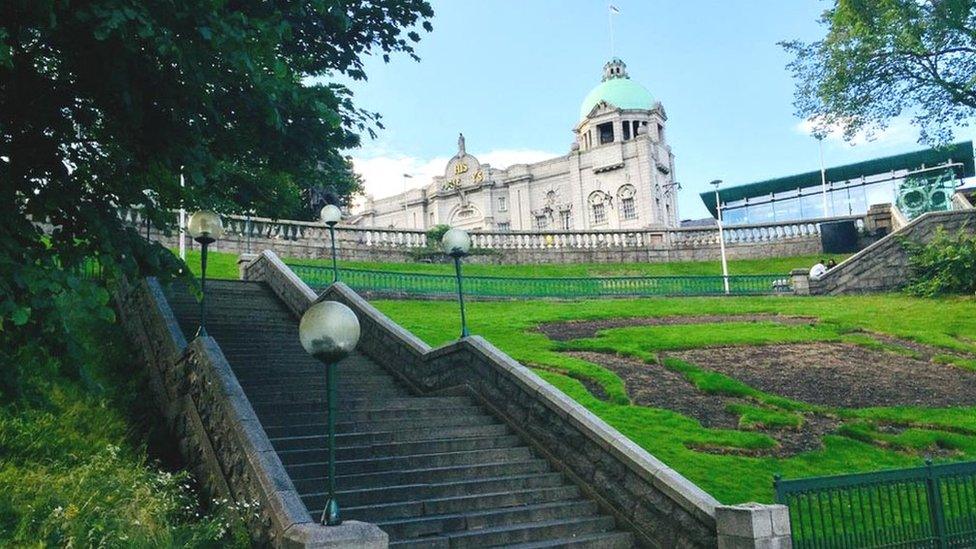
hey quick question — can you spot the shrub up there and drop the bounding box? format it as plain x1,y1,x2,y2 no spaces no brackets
425,224,452,247
904,226,976,297
0,280,249,547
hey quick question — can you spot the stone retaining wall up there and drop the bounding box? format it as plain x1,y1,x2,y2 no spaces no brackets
115,277,387,548
242,251,744,548
808,209,976,295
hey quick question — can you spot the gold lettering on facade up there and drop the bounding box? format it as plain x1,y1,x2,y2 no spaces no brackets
473,170,484,182
454,163,469,175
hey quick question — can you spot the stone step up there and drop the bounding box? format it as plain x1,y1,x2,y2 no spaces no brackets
264,414,499,439
271,424,511,452
304,473,566,510
278,435,522,465
339,485,582,522
252,396,474,416
506,531,635,548
286,447,535,480
246,386,410,404
241,376,402,392
290,460,551,493
260,405,482,428
377,502,604,542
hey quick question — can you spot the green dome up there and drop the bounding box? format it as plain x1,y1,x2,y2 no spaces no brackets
579,78,655,120
579,59,654,120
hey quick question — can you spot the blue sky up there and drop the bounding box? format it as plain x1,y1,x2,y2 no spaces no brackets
340,0,972,220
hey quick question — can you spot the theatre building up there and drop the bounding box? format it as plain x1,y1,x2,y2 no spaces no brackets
352,58,681,231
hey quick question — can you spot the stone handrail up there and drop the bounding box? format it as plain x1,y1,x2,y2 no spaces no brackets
808,209,976,295
242,250,734,547
114,276,387,548
953,190,974,210
122,206,860,252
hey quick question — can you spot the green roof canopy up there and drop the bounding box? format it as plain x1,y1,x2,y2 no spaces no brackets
699,141,975,218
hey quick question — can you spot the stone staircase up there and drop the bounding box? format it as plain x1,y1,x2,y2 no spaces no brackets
165,279,634,548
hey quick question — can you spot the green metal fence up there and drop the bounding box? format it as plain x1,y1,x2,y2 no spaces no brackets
288,264,792,298
775,460,976,548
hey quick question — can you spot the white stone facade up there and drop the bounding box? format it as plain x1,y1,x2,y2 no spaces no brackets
352,59,680,231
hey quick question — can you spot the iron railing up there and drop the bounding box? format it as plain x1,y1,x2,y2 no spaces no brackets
775,460,976,548
288,264,792,298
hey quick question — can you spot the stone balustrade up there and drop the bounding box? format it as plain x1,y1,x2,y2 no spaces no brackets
125,207,863,264
124,207,860,250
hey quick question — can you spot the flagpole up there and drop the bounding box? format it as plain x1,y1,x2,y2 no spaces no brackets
608,5,615,57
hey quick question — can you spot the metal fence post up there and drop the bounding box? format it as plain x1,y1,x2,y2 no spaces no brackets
925,460,948,549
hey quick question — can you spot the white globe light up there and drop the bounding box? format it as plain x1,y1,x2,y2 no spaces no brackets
441,228,472,256
187,210,224,241
320,204,342,226
299,300,361,363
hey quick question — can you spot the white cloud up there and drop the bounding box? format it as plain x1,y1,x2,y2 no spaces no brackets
349,148,559,211
794,116,918,148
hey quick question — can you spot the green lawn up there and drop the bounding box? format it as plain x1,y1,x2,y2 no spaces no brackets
190,249,847,281
369,294,976,504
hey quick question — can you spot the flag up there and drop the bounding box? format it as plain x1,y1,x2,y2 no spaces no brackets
609,4,620,14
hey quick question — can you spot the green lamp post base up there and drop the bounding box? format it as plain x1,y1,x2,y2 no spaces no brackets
321,498,341,526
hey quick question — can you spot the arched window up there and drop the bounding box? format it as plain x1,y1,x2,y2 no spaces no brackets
617,185,637,221
589,191,609,225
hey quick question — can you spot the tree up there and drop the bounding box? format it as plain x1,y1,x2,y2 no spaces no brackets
0,1,433,397
782,0,976,143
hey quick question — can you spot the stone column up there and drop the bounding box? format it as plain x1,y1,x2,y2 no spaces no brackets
238,253,259,279
716,503,792,548
790,269,811,296
864,203,894,235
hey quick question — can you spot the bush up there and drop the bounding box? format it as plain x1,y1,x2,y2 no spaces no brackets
904,226,976,296
425,224,452,247
0,280,249,547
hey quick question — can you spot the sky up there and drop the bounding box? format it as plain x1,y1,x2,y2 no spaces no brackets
336,0,973,220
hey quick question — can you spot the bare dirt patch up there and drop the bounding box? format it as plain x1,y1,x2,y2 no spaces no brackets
538,314,818,342
566,351,838,457
669,343,976,408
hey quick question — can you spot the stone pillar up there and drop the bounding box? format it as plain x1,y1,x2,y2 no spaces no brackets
790,269,810,296
716,503,792,548
238,253,259,280
864,203,894,235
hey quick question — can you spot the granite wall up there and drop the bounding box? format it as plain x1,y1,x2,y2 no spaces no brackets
808,209,976,295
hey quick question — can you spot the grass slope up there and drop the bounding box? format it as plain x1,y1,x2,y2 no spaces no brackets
0,287,248,547
370,294,976,503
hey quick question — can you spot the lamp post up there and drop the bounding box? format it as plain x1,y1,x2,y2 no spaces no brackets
187,210,224,337
710,180,731,295
817,135,831,217
298,300,361,526
442,228,472,338
320,204,342,283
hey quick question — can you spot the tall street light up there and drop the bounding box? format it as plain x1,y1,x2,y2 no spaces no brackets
710,180,731,295
442,228,471,338
320,204,342,283
298,300,361,526
817,135,831,217
187,210,224,337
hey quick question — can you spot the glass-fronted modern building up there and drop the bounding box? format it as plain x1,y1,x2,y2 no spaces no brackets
700,141,975,225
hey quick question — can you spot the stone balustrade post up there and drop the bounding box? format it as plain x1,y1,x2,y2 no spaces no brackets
790,269,811,296
715,503,792,548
